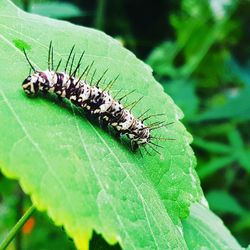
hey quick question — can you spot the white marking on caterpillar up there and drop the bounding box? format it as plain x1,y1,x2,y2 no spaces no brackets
21,43,172,153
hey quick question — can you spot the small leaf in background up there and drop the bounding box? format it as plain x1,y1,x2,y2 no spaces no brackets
197,156,235,179
195,128,250,177
228,129,250,172
30,1,84,19
194,85,250,122
146,41,179,77
164,79,199,120
234,214,250,235
193,137,232,154
206,190,245,216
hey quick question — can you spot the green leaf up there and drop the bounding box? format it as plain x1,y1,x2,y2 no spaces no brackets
146,41,179,78
234,213,250,233
198,156,235,179
30,2,84,19
228,129,250,172
237,150,250,173
147,0,238,80
228,129,244,150
164,79,199,120
193,137,232,154
182,203,242,250
0,0,202,249
206,190,245,216
194,86,250,122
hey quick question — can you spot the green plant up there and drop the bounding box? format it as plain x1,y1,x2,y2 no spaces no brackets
0,0,245,249
147,0,250,247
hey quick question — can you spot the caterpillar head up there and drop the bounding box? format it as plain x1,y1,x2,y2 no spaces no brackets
22,72,40,95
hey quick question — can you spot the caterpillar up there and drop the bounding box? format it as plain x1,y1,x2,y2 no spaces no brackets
22,42,171,154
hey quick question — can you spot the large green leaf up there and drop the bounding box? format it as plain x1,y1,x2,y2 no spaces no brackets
0,0,202,249
182,203,242,250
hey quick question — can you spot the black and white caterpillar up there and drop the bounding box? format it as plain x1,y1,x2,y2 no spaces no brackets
22,43,170,153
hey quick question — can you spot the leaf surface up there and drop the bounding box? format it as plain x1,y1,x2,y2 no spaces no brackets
0,0,202,249
182,203,242,250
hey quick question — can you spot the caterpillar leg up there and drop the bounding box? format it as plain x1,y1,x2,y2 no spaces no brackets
56,93,64,102
41,89,48,97
113,130,122,140
131,141,139,152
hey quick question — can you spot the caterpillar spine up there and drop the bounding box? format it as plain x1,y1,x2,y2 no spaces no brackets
22,43,168,153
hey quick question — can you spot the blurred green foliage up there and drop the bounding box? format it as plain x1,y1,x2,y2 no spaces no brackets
30,2,83,19
146,0,250,247
1,0,249,249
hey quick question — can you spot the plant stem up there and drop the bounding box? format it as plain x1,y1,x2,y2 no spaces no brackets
15,186,24,250
0,205,35,250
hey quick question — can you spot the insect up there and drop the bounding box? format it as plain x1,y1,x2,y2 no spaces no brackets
22,42,172,154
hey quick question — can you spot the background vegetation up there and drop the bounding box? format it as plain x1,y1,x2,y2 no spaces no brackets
0,0,249,249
